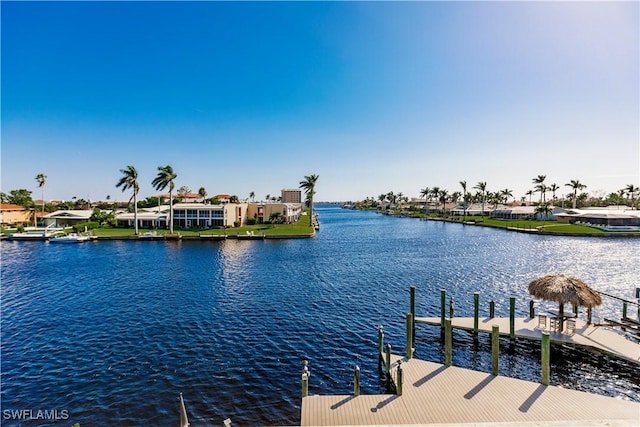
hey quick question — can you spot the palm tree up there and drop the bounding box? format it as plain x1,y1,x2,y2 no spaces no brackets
299,174,319,227
624,184,639,208
198,187,207,202
546,183,558,205
116,165,140,235
535,203,553,230
35,173,46,217
419,187,430,215
152,165,178,233
473,181,487,216
459,181,467,220
532,175,547,204
526,190,533,205
565,179,586,209
438,189,449,216
249,191,256,202
500,188,513,205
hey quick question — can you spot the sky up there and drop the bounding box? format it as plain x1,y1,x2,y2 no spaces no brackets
1,1,639,203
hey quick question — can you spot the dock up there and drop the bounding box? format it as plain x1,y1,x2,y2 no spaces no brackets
415,316,640,364
301,353,640,426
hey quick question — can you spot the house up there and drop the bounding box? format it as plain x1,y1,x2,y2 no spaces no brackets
246,202,303,224
491,206,566,221
0,203,32,225
43,210,93,227
555,207,640,230
115,208,168,229
171,202,248,228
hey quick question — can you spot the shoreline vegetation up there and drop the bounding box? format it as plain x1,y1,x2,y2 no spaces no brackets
358,206,640,237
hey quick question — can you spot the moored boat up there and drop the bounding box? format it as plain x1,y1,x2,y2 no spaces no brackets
49,234,96,243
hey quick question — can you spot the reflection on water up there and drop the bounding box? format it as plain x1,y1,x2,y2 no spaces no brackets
1,206,639,425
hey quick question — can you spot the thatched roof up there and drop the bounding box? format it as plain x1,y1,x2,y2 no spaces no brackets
527,274,602,308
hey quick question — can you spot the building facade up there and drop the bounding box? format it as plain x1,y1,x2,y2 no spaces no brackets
281,189,302,204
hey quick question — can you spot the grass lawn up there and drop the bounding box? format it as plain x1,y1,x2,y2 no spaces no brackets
90,214,314,237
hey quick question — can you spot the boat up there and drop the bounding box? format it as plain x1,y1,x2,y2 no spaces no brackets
49,233,96,243
8,231,55,241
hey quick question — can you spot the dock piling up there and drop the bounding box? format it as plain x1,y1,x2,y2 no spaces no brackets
529,300,535,318
445,319,452,367
489,300,495,318
396,360,403,396
541,332,550,386
473,292,479,334
440,289,446,328
301,360,310,397
622,302,628,319
353,366,360,396
410,285,416,341
449,297,455,319
385,344,392,376
378,325,384,356
406,312,414,359
491,325,499,376
509,297,516,340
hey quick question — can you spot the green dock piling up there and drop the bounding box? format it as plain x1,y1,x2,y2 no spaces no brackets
541,332,550,386
406,312,413,359
489,300,495,318
353,366,360,396
491,325,499,376
445,319,452,367
529,300,535,318
410,285,416,341
440,289,446,328
473,292,480,334
509,297,516,340
385,344,391,376
397,360,403,396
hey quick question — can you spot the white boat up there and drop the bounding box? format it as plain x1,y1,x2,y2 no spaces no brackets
8,231,54,240
49,233,95,243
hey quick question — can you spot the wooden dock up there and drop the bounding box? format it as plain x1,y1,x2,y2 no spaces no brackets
300,354,640,426
415,316,640,364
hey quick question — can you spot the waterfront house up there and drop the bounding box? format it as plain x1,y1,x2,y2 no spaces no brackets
246,202,303,224
43,210,93,227
490,205,565,221
0,203,32,225
171,202,248,228
555,207,640,230
115,208,168,229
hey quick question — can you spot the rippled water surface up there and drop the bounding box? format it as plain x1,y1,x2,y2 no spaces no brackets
2,206,639,426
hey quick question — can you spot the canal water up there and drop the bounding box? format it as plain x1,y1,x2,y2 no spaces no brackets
2,205,639,425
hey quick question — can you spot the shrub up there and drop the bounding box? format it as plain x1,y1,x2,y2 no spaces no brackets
233,221,241,228
246,218,257,225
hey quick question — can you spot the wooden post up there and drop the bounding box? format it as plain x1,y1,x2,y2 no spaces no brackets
301,360,310,397
353,366,360,396
378,325,384,356
509,297,516,340
529,300,535,318
473,292,479,335
406,312,413,359
449,297,455,319
385,344,392,376
489,300,495,319
573,304,578,316
491,324,499,376
396,360,403,396
440,289,446,328
541,332,550,386
622,302,628,319
444,318,452,367
587,307,592,325
410,285,416,337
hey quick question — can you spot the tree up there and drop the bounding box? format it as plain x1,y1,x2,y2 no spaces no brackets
229,195,239,203
526,190,533,205
249,191,255,202
198,187,207,202
624,184,639,208
534,203,553,229
2,189,34,207
152,165,178,233
474,181,487,216
35,173,46,215
299,174,319,227
419,187,430,215
532,175,547,203
459,181,467,219
548,183,559,205
500,188,513,205
116,165,140,235
438,189,449,216
565,179,586,209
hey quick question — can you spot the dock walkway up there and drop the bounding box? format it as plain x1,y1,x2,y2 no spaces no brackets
415,316,640,364
301,354,640,426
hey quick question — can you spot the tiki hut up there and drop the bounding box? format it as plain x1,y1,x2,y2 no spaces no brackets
528,274,602,330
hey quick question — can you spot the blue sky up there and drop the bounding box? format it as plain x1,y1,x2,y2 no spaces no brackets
2,1,638,203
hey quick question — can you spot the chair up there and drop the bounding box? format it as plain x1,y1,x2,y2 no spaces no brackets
549,317,559,332
565,318,576,335
537,314,547,330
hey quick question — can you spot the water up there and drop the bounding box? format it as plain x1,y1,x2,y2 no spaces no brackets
1,206,639,426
